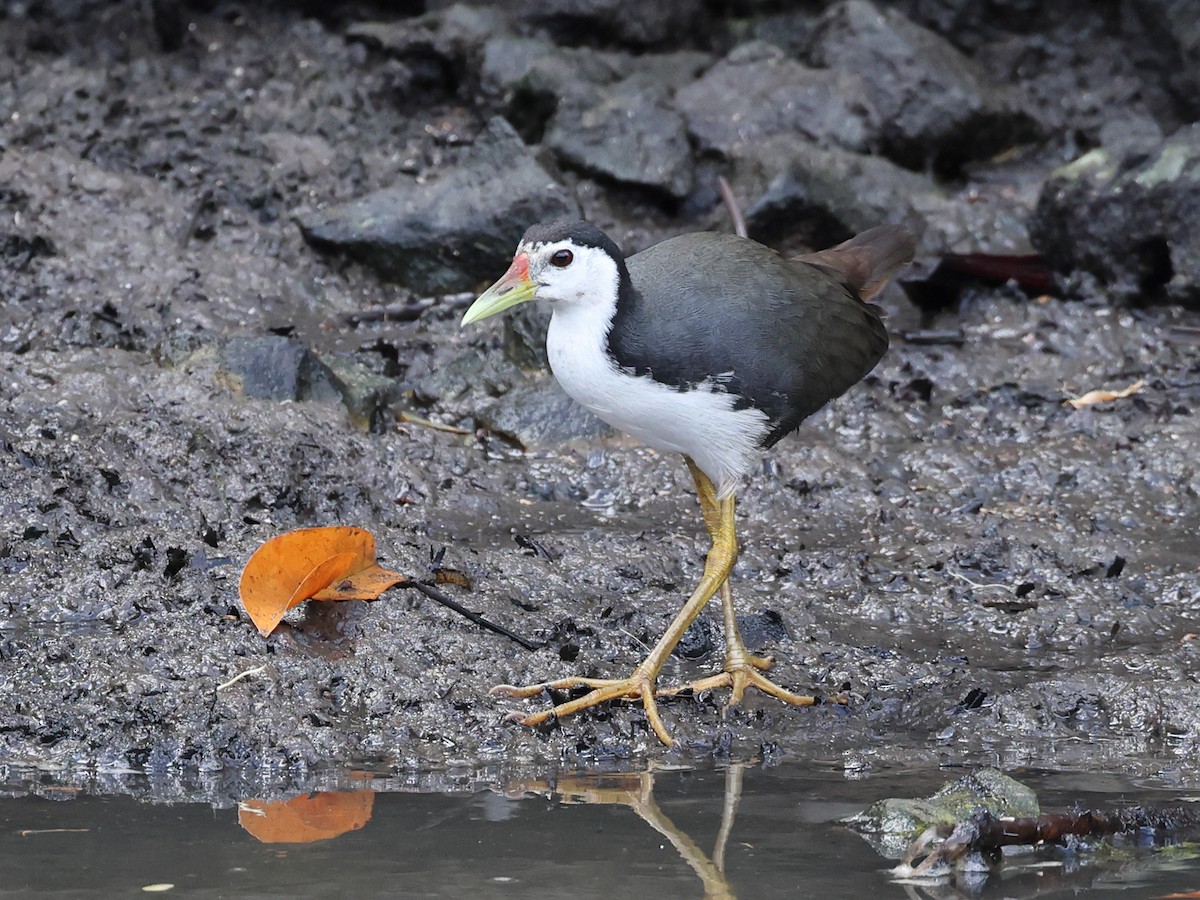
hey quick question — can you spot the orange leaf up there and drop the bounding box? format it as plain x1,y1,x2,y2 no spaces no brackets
313,563,406,601
238,790,375,844
238,527,407,636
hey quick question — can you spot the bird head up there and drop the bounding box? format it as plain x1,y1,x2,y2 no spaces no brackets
461,220,624,325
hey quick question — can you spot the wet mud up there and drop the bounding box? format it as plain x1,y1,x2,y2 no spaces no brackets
0,1,1197,778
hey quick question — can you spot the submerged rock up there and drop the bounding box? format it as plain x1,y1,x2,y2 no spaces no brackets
297,117,576,293
843,768,1041,859
1030,124,1200,307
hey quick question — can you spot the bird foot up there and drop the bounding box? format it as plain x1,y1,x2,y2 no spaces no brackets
490,670,678,746
658,655,817,710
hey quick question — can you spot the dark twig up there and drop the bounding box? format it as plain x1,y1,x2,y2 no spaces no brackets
904,805,1200,874
403,580,543,651
717,176,747,239
1169,324,1200,344
901,329,966,346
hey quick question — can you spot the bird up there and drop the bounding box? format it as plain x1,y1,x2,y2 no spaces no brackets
461,219,914,746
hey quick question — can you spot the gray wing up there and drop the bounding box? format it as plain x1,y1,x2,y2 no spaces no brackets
612,232,888,446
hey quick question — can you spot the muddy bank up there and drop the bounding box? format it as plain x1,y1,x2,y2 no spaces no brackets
0,1,1197,775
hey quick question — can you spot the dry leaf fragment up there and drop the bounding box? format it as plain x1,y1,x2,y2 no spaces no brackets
238,526,406,636
238,791,375,844
1066,379,1145,409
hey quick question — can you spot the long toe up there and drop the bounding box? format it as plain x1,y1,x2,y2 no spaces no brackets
655,664,817,710
495,671,676,746
490,676,631,699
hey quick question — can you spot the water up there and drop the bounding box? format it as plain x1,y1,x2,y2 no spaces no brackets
2,763,1198,898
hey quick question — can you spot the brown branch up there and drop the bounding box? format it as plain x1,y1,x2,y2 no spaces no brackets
717,176,747,239
905,805,1200,873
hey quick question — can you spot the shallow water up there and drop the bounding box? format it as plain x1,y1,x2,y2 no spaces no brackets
4,763,1198,898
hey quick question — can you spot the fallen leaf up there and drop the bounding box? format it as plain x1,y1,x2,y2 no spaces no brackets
1065,378,1145,409
238,791,375,844
238,527,406,636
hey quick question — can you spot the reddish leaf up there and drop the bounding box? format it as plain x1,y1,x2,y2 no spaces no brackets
238,790,375,844
238,527,406,636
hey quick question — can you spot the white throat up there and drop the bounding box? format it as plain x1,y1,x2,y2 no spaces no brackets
544,270,769,498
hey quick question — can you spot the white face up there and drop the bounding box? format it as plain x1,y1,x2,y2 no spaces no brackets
520,238,620,310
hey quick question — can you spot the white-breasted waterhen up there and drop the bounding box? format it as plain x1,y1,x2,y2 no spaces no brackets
462,220,915,746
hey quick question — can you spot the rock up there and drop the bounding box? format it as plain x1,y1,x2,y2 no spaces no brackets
1138,0,1200,123
322,356,400,432
1029,124,1200,307
843,767,1041,859
676,41,876,157
520,0,700,49
737,138,1036,256
741,138,937,249
346,5,513,95
736,609,790,651
804,0,1041,172
544,76,694,201
478,378,613,450
480,37,626,141
219,337,396,425
219,336,339,403
297,117,577,294
480,37,709,145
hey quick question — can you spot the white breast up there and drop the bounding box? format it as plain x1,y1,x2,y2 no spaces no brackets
546,297,770,498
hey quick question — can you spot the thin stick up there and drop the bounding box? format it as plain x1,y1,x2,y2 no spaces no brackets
395,410,471,435
904,805,1200,873
19,828,90,836
949,571,1011,592
717,176,747,239
216,664,269,691
404,581,542,651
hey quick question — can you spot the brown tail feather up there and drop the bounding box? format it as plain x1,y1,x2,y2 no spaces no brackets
794,225,916,301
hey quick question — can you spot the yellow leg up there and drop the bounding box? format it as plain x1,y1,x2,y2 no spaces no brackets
657,460,817,710
491,458,738,747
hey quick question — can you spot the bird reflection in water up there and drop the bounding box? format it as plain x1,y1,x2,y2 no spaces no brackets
505,764,749,900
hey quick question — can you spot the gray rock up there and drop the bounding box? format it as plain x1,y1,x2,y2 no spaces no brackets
741,138,937,248
346,5,513,95
520,0,699,49
676,41,876,157
805,0,1041,171
297,117,577,293
480,37,709,145
479,37,625,141
843,767,1040,859
1029,124,1200,307
738,138,1036,256
219,336,339,403
545,77,694,200
478,378,613,450
1138,0,1200,122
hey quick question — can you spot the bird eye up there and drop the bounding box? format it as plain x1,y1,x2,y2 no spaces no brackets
550,249,574,268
